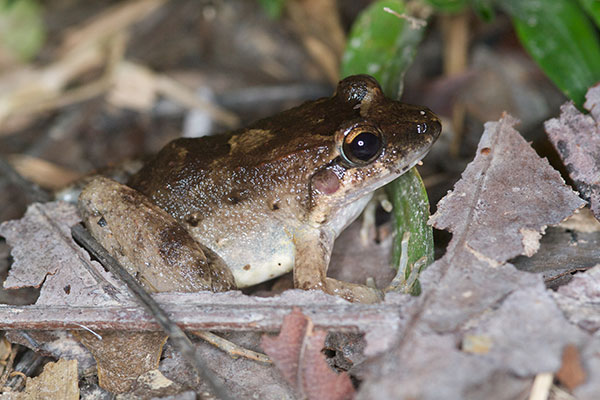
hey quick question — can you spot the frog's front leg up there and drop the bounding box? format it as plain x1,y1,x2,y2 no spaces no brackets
293,228,383,304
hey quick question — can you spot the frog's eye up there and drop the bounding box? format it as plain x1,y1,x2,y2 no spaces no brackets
341,124,384,166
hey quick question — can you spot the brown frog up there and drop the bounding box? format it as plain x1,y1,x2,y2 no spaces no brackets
78,75,441,303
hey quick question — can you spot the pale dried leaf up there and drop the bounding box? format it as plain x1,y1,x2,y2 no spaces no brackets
559,207,600,233
431,114,584,262
358,115,589,399
545,85,600,219
20,359,79,400
7,154,81,191
0,202,128,306
261,309,355,400
553,265,600,333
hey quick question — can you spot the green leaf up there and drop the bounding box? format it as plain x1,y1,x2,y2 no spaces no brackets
471,0,495,21
386,168,434,291
341,0,426,99
0,0,45,61
423,0,469,13
504,0,600,107
258,0,286,19
341,0,434,293
578,0,600,28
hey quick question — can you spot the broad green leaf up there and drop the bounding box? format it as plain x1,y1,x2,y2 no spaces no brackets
0,0,45,61
578,0,600,28
258,0,285,19
341,0,425,99
503,0,600,107
341,0,434,293
386,168,434,295
471,0,495,21
424,0,469,13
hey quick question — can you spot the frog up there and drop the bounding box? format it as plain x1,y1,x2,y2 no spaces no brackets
78,74,441,304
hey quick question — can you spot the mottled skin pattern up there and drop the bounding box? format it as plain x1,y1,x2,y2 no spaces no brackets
123,75,441,302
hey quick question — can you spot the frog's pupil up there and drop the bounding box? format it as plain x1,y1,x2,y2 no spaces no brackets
349,132,381,161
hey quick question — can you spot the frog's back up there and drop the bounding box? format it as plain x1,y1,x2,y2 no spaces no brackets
128,96,342,220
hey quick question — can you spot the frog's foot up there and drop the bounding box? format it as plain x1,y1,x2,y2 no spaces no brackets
323,277,383,304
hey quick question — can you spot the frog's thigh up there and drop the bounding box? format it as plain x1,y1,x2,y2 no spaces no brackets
78,176,235,292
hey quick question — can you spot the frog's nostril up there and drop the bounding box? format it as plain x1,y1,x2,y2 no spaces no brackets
416,123,428,134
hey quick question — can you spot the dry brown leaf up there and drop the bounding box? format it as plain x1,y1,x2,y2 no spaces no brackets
19,359,79,400
261,308,355,400
553,265,600,334
358,115,589,399
545,84,600,220
430,114,585,263
556,344,586,391
286,0,345,83
75,330,167,394
7,154,81,191
0,202,128,305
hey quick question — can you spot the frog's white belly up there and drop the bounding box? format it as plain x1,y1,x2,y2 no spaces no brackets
192,221,296,288
189,193,373,288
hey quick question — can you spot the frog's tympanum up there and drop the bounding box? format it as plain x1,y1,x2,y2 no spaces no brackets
78,75,441,303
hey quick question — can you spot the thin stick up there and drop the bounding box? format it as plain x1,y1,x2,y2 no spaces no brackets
71,224,232,400
192,331,272,364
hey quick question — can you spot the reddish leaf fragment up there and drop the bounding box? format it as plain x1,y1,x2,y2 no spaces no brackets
556,344,586,391
261,308,355,400
545,85,600,219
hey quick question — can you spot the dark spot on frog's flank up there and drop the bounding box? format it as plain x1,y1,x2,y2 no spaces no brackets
97,217,107,227
480,147,491,155
243,264,251,271
271,202,280,211
226,188,250,205
119,191,137,205
556,140,569,158
63,285,71,294
185,214,200,227
278,262,281,266
158,224,187,261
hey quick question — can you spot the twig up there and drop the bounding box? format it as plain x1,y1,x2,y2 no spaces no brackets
383,7,427,30
71,224,233,400
0,296,401,332
192,331,272,364
529,372,553,400
4,350,43,392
